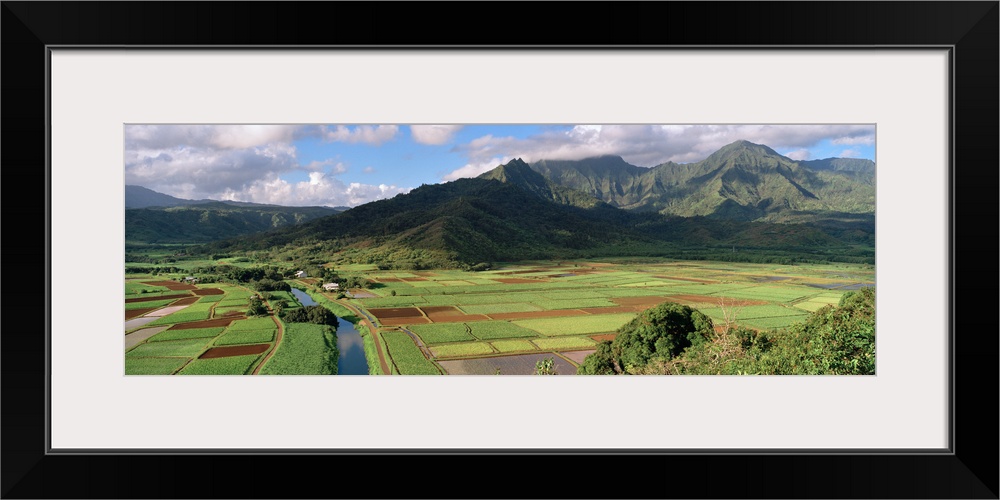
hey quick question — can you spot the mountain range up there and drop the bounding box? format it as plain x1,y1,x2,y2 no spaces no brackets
527,140,874,221
131,140,876,266
125,186,343,243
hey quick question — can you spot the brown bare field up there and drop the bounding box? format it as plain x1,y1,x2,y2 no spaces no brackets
590,334,618,342
422,314,491,323
493,278,546,284
579,306,642,315
124,293,191,303
199,343,270,359
611,296,672,306
349,289,377,298
192,288,225,296
142,281,199,291
168,318,237,330
421,306,462,314
375,277,402,282
171,297,201,306
369,307,423,319
401,277,428,282
125,308,158,319
653,275,718,284
380,316,431,326
488,310,587,321
221,310,246,317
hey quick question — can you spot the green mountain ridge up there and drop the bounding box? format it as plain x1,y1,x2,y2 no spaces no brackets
528,140,875,221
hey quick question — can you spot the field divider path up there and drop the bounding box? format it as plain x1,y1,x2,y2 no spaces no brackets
252,312,284,375
335,299,391,375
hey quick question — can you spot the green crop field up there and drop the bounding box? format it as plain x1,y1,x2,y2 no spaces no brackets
125,299,176,310
490,339,538,353
533,298,617,310
215,328,275,346
430,342,496,358
259,323,337,375
514,314,636,336
146,304,215,326
148,327,226,342
178,354,262,375
532,337,597,350
408,324,475,344
458,303,542,315
381,330,441,375
125,357,190,375
737,315,811,330
197,294,225,303
126,337,212,358
226,317,277,331
467,321,539,340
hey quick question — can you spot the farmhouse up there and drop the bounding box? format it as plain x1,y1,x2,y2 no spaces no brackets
294,270,307,278
182,276,199,283
323,282,340,291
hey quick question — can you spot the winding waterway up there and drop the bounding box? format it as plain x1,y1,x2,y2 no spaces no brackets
289,288,369,375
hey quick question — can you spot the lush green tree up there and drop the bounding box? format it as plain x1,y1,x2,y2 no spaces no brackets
612,302,714,371
247,296,268,317
576,341,618,375
281,305,338,326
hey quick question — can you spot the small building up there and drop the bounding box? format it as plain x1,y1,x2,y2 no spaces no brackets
323,282,340,291
182,276,199,283
294,270,307,278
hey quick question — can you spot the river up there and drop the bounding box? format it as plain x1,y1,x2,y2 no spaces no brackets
289,288,369,375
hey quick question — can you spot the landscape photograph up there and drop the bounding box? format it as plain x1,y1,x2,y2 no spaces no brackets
124,124,876,376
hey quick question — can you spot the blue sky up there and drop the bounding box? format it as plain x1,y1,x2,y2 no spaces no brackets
124,124,875,207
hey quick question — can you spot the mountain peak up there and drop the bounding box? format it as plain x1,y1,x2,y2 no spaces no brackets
718,140,779,156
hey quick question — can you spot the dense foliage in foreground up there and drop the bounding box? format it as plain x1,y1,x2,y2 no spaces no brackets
579,287,875,375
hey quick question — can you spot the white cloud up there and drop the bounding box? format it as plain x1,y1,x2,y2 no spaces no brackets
442,156,513,181
839,149,862,158
832,134,875,145
219,172,411,207
125,125,312,150
363,166,376,174
783,149,812,161
322,125,398,145
410,125,463,145
445,124,877,180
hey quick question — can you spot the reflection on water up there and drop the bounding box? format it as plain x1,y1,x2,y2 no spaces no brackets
289,288,369,375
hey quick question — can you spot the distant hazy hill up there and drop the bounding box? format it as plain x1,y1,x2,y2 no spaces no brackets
125,186,342,243
529,141,875,221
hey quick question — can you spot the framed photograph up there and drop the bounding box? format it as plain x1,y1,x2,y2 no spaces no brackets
4,2,996,498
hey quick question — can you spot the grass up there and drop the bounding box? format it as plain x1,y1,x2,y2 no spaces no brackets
407,324,475,344
430,342,495,358
148,327,226,342
514,313,636,336
259,323,338,375
381,330,441,375
214,328,275,346
196,294,225,303
125,357,190,375
126,338,212,358
490,339,538,354
178,354,262,375
532,337,597,350
533,298,617,310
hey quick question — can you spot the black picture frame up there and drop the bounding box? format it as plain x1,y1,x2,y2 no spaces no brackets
3,2,997,498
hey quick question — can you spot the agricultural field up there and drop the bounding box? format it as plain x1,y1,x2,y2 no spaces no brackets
124,280,281,375
330,259,874,375
124,258,874,375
